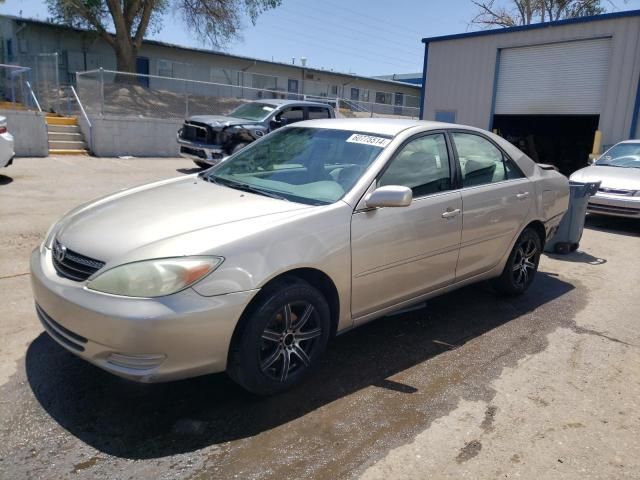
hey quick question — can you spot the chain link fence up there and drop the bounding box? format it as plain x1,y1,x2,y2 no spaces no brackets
75,69,420,120
1,54,61,112
9,54,60,112
0,64,36,110
337,98,420,119
76,69,310,118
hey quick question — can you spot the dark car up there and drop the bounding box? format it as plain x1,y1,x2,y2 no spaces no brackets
177,99,335,168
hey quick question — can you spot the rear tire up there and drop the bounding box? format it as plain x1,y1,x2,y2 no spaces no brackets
492,228,541,296
227,278,331,395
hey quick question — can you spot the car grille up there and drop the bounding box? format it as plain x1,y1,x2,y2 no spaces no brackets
36,303,87,352
180,121,216,143
597,187,635,196
52,239,105,281
588,202,640,216
180,145,207,159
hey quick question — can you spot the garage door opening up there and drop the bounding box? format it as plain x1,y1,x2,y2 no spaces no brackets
492,115,599,175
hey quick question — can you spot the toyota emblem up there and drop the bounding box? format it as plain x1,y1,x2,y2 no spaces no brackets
55,244,67,263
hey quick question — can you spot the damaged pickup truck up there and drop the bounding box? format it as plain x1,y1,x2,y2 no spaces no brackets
177,99,335,168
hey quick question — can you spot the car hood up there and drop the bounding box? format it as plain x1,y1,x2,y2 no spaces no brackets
187,115,259,128
55,175,310,263
570,165,640,191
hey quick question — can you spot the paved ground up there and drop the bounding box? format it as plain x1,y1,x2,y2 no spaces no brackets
0,156,639,480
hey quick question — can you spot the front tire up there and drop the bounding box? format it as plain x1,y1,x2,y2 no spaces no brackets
231,142,249,154
492,228,541,295
193,160,209,169
227,278,331,395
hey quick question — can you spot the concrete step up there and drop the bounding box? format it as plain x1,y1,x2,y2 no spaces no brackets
48,132,83,142
48,140,88,150
0,101,26,111
49,149,89,156
45,116,78,126
47,124,81,134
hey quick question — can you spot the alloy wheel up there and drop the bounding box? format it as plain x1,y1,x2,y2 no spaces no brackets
259,301,322,382
512,238,538,288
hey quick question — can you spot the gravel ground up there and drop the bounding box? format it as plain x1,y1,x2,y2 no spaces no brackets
0,156,638,479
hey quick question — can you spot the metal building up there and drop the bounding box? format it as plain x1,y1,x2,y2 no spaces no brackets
419,10,640,174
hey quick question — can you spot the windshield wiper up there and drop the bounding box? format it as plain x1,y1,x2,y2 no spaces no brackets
209,176,289,201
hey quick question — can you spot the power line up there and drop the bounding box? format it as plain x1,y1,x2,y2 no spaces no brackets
267,9,423,56
262,14,420,64
295,0,426,39
323,0,426,37
266,30,419,71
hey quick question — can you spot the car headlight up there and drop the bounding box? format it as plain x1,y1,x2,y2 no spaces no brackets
87,257,223,298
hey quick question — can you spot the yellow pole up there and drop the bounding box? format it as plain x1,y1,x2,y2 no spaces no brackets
592,130,602,156
589,130,602,164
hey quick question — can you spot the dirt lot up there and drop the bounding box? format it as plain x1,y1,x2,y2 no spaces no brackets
0,156,639,480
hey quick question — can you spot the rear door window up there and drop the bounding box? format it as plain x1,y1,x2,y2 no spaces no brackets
451,132,524,187
278,107,304,124
379,133,452,197
307,106,331,119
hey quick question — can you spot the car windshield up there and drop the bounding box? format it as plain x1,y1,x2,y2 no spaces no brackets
228,102,276,121
596,143,640,168
206,127,391,205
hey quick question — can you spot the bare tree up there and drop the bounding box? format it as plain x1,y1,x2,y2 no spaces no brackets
46,0,282,73
471,0,617,28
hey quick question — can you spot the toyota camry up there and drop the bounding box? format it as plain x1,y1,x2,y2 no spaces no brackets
31,118,569,395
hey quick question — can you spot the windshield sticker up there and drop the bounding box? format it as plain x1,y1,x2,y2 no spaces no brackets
262,106,275,112
346,134,391,148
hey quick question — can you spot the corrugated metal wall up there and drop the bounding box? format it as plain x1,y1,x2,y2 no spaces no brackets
423,16,640,146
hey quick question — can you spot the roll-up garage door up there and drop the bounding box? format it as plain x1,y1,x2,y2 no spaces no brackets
494,38,611,115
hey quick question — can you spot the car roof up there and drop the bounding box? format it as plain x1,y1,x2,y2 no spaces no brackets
289,118,460,136
614,139,640,145
258,99,332,108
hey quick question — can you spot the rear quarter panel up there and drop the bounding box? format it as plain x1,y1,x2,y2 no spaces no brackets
531,166,570,224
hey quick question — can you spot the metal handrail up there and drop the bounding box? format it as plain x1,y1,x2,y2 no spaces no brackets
70,85,93,151
24,81,42,112
70,85,91,128
340,98,370,113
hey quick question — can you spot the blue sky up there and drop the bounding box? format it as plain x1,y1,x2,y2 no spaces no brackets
2,0,640,76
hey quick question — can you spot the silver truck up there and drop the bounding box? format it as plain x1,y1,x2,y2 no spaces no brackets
177,99,335,168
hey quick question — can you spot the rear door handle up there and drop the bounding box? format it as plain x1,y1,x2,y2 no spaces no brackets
516,192,530,200
441,208,461,219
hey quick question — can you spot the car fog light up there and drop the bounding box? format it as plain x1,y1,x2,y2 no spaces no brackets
107,353,166,370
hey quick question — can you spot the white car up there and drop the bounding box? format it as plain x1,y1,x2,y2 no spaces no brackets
0,116,15,168
570,140,640,218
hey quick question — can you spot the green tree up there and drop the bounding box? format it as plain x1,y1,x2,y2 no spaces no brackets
470,0,617,28
46,0,282,73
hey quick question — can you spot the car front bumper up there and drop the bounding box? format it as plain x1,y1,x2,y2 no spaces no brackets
30,246,257,383
587,193,640,218
177,137,226,165
0,132,14,168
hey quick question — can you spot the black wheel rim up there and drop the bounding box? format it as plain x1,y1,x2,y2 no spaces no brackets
512,238,538,288
259,301,322,382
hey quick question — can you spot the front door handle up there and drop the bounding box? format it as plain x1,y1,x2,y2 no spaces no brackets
441,208,461,219
516,192,530,200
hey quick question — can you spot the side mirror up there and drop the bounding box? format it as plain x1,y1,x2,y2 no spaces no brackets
365,185,412,208
270,118,287,130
